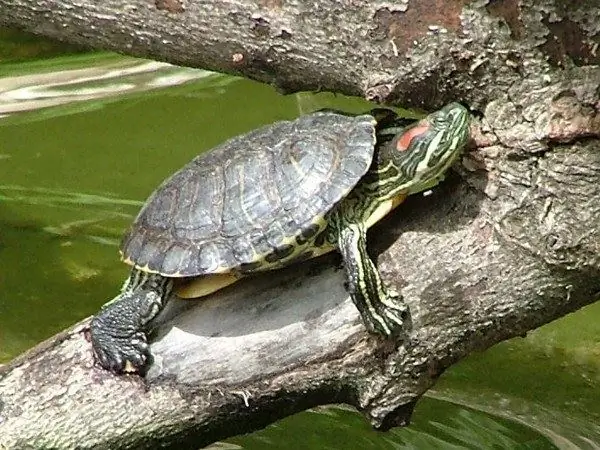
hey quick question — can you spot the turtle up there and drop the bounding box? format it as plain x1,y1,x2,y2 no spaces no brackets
90,102,470,374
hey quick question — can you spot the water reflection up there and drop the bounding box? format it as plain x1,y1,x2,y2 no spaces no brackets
225,402,556,449
0,57,212,117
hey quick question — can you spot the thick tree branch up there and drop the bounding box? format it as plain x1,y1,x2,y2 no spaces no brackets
0,0,599,449
1,0,596,108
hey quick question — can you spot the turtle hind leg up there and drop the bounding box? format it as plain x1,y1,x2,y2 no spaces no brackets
90,270,173,374
337,222,409,336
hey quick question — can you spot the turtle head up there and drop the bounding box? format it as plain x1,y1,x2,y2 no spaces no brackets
378,102,470,195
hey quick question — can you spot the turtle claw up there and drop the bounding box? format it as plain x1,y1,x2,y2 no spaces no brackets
91,328,150,374
368,289,410,337
89,276,169,375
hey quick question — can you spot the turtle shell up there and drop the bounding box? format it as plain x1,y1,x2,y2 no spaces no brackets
121,111,377,277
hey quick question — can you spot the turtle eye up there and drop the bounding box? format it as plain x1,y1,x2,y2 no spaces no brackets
432,114,447,128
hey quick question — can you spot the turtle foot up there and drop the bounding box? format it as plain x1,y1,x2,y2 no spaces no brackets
88,273,171,375
90,319,150,374
366,289,411,338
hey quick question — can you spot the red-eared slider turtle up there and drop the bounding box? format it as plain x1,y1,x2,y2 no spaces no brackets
90,103,470,373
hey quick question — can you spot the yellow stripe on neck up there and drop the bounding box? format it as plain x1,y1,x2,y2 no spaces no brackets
365,193,406,229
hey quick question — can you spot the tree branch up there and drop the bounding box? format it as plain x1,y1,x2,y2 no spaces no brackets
0,0,599,449
0,0,595,107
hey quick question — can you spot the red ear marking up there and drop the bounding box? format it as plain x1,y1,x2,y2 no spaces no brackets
396,122,430,152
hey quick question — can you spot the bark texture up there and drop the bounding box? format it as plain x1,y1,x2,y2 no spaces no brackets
0,0,599,449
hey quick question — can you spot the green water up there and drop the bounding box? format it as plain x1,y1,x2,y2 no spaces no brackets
0,53,598,449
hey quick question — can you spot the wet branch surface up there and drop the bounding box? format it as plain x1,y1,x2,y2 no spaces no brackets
1,0,599,449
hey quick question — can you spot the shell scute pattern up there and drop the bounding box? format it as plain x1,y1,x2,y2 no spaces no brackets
120,112,377,277
160,242,192,275
222,151,283,239
172,167,223,236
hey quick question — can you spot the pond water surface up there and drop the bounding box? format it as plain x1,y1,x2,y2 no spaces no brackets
0,53,598,449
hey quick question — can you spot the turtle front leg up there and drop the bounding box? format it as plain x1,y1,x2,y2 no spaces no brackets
337,222,408,336
89,270,173,374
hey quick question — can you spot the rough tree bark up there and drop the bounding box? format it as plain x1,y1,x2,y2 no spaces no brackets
0,0,599,449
